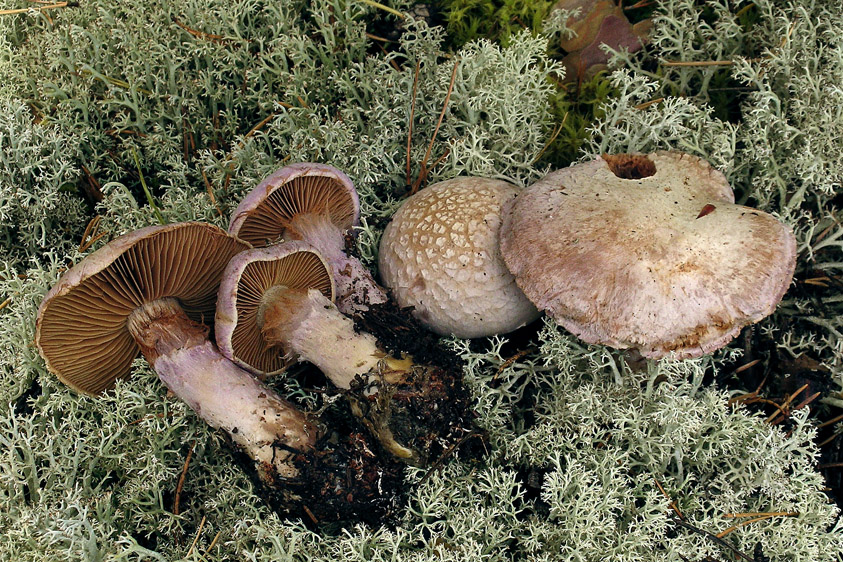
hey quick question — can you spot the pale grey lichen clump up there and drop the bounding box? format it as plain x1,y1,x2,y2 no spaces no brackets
1,0,842,560
0,99,87,264
456,324,843,560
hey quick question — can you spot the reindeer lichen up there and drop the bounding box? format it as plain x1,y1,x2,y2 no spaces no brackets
1,0,841,560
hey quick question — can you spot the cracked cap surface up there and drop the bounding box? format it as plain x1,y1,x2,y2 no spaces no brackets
379,177,539,338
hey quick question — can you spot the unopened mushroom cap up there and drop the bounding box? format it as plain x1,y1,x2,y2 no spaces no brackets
379,177,540,339
500,151,797,359
35,222,250,395
216,241,334,375
229,162,360,247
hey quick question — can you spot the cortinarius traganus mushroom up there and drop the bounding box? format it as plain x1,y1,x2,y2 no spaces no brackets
229,162,387,314
216,241,473,465
378,177,539,338
36,222,403,522
500,152,797,359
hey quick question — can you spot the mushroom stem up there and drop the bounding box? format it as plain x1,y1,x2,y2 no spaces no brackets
258,287,469,465
259,288,400,389
287,213,388,314
126,298,406,520
127,298,316,482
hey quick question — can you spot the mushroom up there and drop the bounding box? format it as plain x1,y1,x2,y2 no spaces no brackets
378,177,540,338
499,152,797,359
229,162,387,315
36,222,403,521
216,241,473,465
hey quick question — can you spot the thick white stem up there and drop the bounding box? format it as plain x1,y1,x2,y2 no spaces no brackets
128,298,316,481
288,213,388,314
260,288,394,389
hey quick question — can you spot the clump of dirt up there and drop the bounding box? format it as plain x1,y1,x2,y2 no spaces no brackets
353,299,482,464
356,300,464,373
290,428,408,526
348,359,478,467
231,419,407,528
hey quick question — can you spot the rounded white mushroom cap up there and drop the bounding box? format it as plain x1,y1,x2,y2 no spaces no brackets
379,177,540,338
500,151,797,359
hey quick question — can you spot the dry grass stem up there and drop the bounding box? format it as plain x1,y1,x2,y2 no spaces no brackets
172,15,233,45
717,512,798,538
661,60,735,67
78,216,103,253
185,515,206,558
765,383,809,423
533,112,568,164
654,477,684,519
734,358,762,374
410,60,459,195
205,530,222,555
173,445,194,516
200,168,224,217
357,0,405,19
303,505,319,525
723,511,800,519
0,1,68,15
493,349,533,382
817,412,843,429
634,97,665,110
818,431,842,448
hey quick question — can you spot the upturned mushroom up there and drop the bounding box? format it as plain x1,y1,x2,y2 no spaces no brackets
229,162,387,315
36,222,403,522
378,177,540,338
216,241,473,465
499,152,797,359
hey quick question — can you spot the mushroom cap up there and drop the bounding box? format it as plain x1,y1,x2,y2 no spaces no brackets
216,241,334,375
500,151,797,359
229,162,360,247
35,222,250,395
378,177,540,339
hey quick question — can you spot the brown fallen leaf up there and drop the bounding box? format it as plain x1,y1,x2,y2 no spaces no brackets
555,0,652,83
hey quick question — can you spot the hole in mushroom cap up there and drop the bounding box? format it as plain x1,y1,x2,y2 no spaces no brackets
603,154,657,179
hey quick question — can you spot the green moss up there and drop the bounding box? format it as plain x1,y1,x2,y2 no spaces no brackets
539,72,617,167
437,0,556,48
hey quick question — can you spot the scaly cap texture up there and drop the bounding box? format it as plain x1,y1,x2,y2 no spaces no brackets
379,177,539,338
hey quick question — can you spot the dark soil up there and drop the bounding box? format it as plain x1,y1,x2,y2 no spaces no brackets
231,414,408,529
353,300,482,466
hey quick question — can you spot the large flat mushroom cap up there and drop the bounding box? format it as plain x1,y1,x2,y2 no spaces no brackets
500,152,797,359
35,222,249,395
379,177,540,338
229,162,360,247
216,241,334,375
